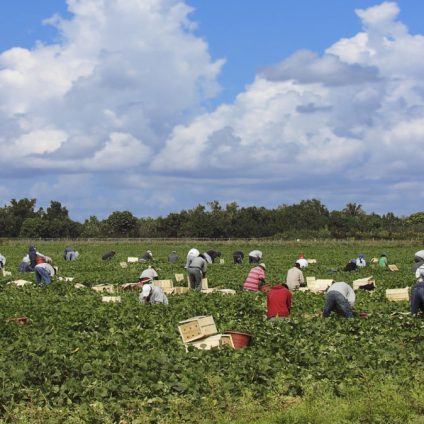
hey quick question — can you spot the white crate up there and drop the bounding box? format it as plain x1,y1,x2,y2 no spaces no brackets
127,257,139,263
388,264,399,272
120,262,128,268
92,284,116,293
186,334,234,351
352,276,375,290
102,296,121,303
174,273,185,283
386,288,409,301
178,316,218,343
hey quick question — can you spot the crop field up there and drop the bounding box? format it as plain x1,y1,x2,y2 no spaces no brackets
0,240,424,423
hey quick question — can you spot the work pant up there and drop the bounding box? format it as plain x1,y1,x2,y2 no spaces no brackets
411,287,424,314
188,268,202,290
66,251,79,261
323,291,353,318
35,266,52,285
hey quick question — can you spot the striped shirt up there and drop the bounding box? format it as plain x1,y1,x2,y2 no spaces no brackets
243,266,265,291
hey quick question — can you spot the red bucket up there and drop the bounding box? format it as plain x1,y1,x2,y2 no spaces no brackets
225,331,252,349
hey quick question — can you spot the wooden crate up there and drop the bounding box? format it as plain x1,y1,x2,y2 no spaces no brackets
219,259,225,264
201,288,216,294
370,257,378,263
153,280,174,295
308,279,333,293
186,334,234,351
58,276,74,282
120,262,128,268
92,284,116,293
102,296,121,303
216,289,236,295
178,316,218,343
127,257,139,263
74,283,86,289
388,264,399,272
174,273,185,283
353,276,375,290
174,286,189,295
307,259,317,264
2,269,12,277
386,288,409,302
7,279,32,287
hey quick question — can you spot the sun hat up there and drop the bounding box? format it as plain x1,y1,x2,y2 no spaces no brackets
142,284,152,298
259,263,266,269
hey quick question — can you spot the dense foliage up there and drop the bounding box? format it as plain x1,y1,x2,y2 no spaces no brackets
0,240,423,423
1,198,423,239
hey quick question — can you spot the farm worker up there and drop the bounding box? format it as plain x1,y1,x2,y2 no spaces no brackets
64,247,79,261
411,266,424,315
323,282,355,318
233,250,244,264
378,253,388,268
267,283,292,320
202,252,213,264
243,263,266,292
412,250,424,273
286,262,305,290
139,266,158,281
102,251,116,260
28,245,52,269
34,262,56,285
296,253,308,268
139,283,168,305
206,250,221,263
168,251,179,263
344,259,358,272
0,253,5,269
248,250,263,264
185,248,200,269
355,254,366,268
19,255,32,272
139,250,153,262
187,254,207,290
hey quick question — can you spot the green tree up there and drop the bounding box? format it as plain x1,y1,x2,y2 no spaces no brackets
104,211,139,237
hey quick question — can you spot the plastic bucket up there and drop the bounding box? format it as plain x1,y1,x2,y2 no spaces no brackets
225,331,252,349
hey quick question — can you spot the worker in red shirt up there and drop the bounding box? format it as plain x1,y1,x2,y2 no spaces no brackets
267,283,292,320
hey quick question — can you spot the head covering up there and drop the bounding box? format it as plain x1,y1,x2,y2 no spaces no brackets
147,250,152,254
139,276,153,285
414,250,424,261
142,284,152,298
299,253,305,259
259,263,266,270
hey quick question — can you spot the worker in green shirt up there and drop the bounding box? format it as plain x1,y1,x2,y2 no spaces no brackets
379,253,388,268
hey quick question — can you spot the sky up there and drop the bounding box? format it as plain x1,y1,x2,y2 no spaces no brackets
0,0,423,221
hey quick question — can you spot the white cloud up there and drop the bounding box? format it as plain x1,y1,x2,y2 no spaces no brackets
1,1,423,217
153,1,424,215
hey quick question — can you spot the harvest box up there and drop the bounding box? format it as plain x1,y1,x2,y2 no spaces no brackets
386,288,409,301
92,284,116,293
174,273,185,283
174,286,189,295
186,276,208,290
178,316,218,343
388,264,399,272
102,296,121,303
187,334,234,351
153,279,174,294
127,257,139,263
352,276,375,290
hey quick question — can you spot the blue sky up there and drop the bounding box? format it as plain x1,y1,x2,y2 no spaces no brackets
0,1,423,220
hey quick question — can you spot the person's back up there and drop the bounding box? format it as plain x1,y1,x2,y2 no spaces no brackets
139,284,168,305
188,256,207,272
344,260,357,272
411,268,424,314
168,251,179,263
202,252,213,264
185,248,200,268
286,264,304,290
267,284,292,318
327,282,355,306
243,264,266,292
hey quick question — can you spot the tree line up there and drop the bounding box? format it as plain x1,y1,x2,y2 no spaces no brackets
0,198,423,239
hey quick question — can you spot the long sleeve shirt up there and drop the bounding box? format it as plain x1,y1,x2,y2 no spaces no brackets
243,266,266,291
187,256,207,275
267,285,292,318
139,286,168,305
286,266,305,290
327,282,356,307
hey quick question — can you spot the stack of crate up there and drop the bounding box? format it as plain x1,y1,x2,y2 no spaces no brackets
178,316,234,351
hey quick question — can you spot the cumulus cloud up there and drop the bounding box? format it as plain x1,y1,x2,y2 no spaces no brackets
1,1,424,218
154,1,424,214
